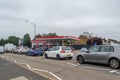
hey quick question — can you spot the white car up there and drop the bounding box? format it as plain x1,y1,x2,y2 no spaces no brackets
0,46,4,53
44,46,73,60
17,46,29,54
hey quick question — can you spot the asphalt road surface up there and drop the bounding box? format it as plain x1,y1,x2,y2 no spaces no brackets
1,53,120,80
0,57,48,80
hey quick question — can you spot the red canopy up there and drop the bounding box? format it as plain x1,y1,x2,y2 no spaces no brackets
34,36,80,41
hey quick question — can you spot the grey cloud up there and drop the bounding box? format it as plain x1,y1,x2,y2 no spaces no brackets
0,0,120,40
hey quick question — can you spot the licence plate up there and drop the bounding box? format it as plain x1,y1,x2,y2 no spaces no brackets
67,54,71,57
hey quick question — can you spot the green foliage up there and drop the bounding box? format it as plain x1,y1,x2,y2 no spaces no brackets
8,36,19,46
42,32,57,36
35,34,41,38
23,33,31,48
0,39,5,46
0,36,19,46
87,37,103,47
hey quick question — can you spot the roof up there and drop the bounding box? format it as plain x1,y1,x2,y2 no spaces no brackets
35,36,80,41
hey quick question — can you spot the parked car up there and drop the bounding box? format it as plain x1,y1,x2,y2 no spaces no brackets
26,48,44,56
12,47,19,54
76,45,120,69
80,48,88,52
17,46,29,54
0,46,4,54
44,46,73,60
4,43,16,53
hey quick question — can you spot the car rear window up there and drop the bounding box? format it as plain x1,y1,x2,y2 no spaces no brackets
62,46,71,50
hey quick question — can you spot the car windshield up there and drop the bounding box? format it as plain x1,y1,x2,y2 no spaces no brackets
62,46,71,50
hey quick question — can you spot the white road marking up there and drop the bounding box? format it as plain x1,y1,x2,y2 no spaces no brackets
10,76,28,80
0,55,5,58
26,64,32,69
32,68,62,80
79,66,111,71
109,70,117,73
66,62,111,71
66,62,77,66
20,63,32,70
49,72,62,80
14,60,17,63
32,68,48,73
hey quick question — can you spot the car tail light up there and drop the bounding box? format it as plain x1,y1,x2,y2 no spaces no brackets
60,50,66,53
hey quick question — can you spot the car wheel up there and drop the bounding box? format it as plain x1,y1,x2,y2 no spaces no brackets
68,57,72,60
109,58,120,69
77,56,84,64
45,54,48,59
40,54,43,56
56,54,61,60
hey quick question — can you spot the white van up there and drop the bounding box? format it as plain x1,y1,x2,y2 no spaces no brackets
0,46,4,53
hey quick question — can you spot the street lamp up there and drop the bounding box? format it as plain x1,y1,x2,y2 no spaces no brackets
25,20,36,39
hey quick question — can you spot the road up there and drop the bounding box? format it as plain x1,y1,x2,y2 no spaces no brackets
1,53,120,80
0,57,48,80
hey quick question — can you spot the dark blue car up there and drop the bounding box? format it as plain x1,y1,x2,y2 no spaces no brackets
26,48,44,56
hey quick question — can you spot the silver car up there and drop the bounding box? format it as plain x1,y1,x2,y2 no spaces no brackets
76,45,120,69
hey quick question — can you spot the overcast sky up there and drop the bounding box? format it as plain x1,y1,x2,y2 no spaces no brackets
0,0,120,40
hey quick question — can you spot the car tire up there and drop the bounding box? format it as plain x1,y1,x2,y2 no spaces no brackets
56,54,61,60
45,54,48,59
68,57,72,60
109,58,120,69
40,54,43,56
77,56,84,64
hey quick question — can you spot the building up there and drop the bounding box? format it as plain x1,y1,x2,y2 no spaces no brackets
31,36,80,48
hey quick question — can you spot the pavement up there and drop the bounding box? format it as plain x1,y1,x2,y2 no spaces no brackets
0,58,48,80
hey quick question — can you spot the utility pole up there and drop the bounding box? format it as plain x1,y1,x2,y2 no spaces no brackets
25,20,36,39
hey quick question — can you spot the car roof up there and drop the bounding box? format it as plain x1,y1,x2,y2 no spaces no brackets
96,45,120,47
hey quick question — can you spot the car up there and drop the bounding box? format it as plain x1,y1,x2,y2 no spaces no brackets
0,46,4,54
80,48,88,52
76,45,120,69
17,46,29,54
26,48,44,56
44,46,73,60
11,47,19,54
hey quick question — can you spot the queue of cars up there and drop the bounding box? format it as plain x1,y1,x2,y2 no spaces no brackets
11,46,74,60
5,45,120,69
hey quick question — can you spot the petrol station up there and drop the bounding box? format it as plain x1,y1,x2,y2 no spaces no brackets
31,36,80,48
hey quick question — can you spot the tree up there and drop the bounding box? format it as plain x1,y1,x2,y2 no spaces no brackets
42,32,57,36
23,33,31,48
35,34,42,38
48,32,57,36
7,36,19,46
87,37,103,47
0,39,5,46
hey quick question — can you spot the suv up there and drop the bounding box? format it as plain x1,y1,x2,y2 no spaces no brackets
76,45,120,69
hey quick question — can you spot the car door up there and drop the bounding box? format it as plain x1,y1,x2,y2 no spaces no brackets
94,46,114,63
84,46,101,62
53,46,60,58
47,47,56,57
